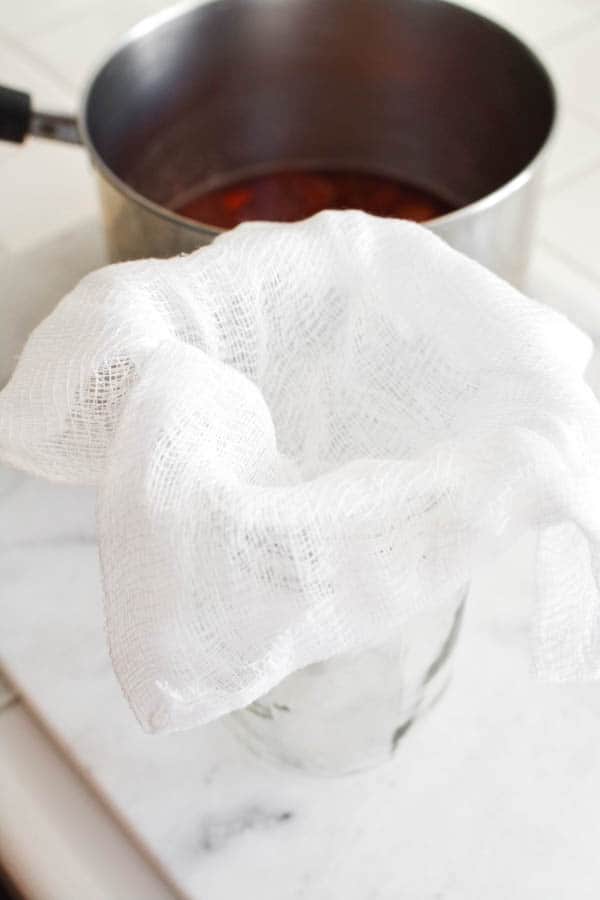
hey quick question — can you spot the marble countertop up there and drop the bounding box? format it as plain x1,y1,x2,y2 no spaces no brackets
3,0,600,896
4,450,600,899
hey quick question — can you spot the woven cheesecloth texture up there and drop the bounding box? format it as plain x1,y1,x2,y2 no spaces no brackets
2,210,600,734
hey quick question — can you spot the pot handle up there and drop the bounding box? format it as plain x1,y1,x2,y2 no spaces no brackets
0,85,81,145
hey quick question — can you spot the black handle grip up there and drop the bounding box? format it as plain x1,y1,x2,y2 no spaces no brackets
0,85,31,143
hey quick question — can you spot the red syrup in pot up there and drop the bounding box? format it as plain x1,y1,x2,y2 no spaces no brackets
174,169,455,228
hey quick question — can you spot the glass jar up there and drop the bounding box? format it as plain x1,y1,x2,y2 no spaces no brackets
227,587,467,775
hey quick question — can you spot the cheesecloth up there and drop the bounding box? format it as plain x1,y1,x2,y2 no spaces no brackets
1,211,599,733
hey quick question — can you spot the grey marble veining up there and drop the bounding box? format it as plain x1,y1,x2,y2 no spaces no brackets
2,465,600,899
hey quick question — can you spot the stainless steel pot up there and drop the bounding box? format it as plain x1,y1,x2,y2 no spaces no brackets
0,0,556,283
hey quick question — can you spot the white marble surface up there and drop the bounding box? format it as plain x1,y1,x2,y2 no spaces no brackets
3,0,600,897
4,465,600,899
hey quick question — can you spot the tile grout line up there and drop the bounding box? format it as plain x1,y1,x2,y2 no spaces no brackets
545,153,600,194
20,0,118,35
540,7,600,50
0,0,154,59
4,1,106,41
539,238,600,291
0,27,78,104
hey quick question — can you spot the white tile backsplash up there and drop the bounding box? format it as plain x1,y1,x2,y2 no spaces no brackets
543,108,600,189
526,243,600,338
460,0,600,46
0,140,97,254
544,20,600,125
0,34,75,108
0,35,76,170
26,0,175,91
0,142,18,168
540,166,600,281
0,0,106,41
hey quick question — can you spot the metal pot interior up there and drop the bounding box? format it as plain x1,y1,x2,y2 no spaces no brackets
83,0,556,223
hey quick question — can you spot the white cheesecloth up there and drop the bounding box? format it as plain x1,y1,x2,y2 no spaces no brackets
1,211,600,733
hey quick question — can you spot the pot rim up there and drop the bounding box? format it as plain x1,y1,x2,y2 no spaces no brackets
78,0,558,239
